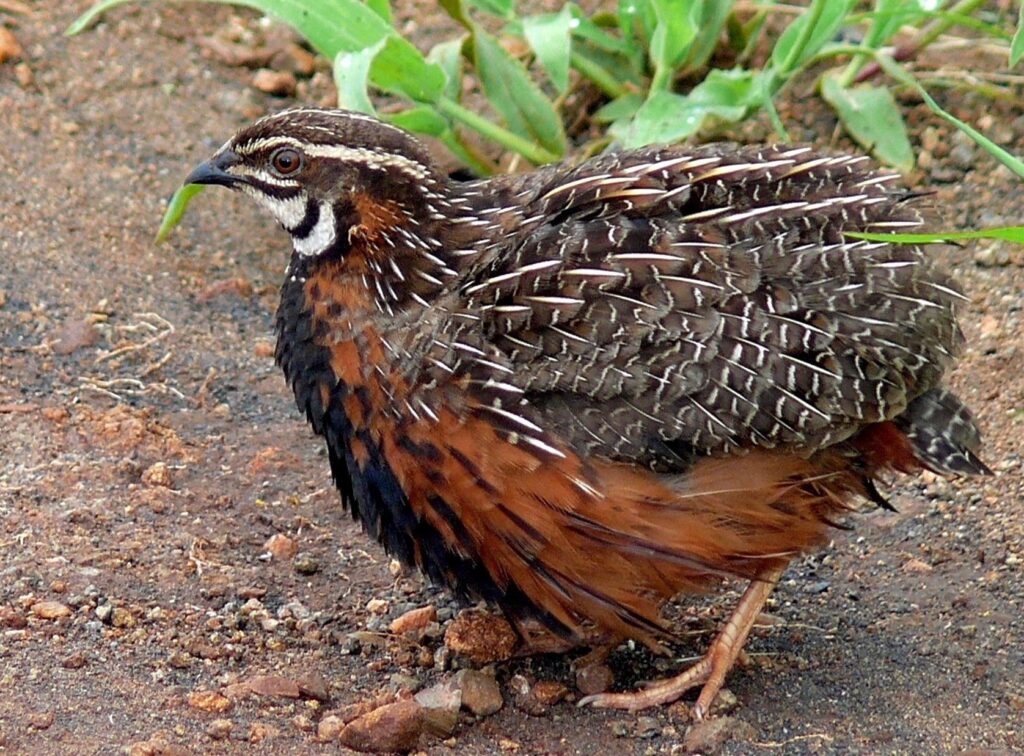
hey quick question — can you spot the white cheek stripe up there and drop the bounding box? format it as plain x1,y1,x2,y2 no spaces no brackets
293,201,337,257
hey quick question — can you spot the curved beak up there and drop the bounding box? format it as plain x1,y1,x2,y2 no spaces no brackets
184,149,244,188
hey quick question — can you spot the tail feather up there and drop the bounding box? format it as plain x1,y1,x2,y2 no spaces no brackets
894,388,991,476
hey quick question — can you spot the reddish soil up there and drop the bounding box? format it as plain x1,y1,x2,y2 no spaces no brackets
1,3,1022,754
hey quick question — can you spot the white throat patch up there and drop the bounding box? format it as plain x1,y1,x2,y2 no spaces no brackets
293,201,337,258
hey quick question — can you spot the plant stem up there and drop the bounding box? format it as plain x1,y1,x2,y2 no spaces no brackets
570,50,630,99
436,97,561,165
777,0,827,77
846,0,988,85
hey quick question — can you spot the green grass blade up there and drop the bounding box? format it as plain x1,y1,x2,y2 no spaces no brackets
1012,1,1024,67
822,75,913,171
155,183,206,244
875,54,1024,179
846,226,1024,245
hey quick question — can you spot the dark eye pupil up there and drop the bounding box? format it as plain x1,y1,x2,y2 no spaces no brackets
273,150,299,174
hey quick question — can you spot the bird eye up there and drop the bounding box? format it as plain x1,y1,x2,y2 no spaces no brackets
271,148,302,176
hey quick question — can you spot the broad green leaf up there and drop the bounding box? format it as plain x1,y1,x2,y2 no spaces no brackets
821,76,913,172
648,0,698,89
875,54,1024,180
369,36,446,103
593,92,644,123
155,184,206,244
1012,1,1024,67
70,0,393,62
465,0,515,19
366,0,391,24
567,4,634,55
428,37,467,102
523,7,574,93
771,0,857,75
846,226,1024,245
613,69,755,148
472,30,566,156
386,106,450,137
334,41,384,114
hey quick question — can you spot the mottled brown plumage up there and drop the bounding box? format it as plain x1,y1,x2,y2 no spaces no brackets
183,108,988,717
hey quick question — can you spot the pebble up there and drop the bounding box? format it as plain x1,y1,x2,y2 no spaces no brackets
51,318,99,355
317,714,344,742
389,605,437,636
296,672,331,702
414,680,462,736
444,611,518,664
0,27,23,63
246,674,301,699
62,652,87,669
264,533,297,560
252,68,297,96
365,598,389,615
338,698,425,753
206,719,233,740
27,711,55,730
389,673,423,694
293,553,320,574
635,716,661,738
454,669,503,716
30,601,71,621
187,690,233,713
141,462,172,488
683,716,756,752
530,680,569,707
575,662,614,695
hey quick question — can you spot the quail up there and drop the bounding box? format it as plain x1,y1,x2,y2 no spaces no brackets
182,108,988,716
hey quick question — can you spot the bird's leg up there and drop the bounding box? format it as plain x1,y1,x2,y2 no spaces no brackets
579,563,787,717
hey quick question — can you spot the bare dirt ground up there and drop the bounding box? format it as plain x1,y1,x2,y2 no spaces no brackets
1,3,1022,754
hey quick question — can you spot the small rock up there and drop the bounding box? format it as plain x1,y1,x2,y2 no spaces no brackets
253,340,275,358
948,143,974,170
317,714,344,742
206,719,233,740
0,607,27,629
94,603,113,624
0,26,23,63
389,605,436,636
682,716,756,753
112,607,136,628
51,318,99,355
575,662,614,695
264,533,297,560
339,698,425,753
294,553,320,575
709,688,739,716
62,652,87,669
141,462,172,488
27,711,55,730
389,673,423,694
804,580,830,594
252,68,297,96
978,315,1001,338
455,670,503,716
237,586,268,600
444,611,517,664
295,672,330,702
14,61,32,88
248,722,279,742
903,558,933,573
531,680,569,707
415,680,462,737
635,716,661,738
975,244,1011,268
31,601,71,621
247,674,301,699
365,598,389,615
187,690,233,713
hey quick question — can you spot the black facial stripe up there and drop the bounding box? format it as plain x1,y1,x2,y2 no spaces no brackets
290,199,320,239
246,178,302,200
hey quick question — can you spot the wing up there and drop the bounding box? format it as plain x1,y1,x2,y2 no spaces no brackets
451,144,965,467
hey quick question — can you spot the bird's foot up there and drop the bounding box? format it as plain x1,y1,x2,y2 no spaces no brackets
578,565,785,717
